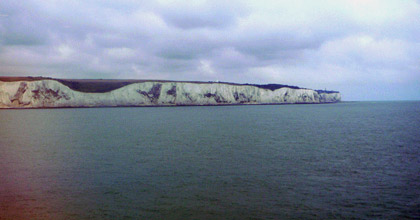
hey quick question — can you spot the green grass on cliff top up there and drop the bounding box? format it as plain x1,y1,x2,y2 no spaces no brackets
0,76,338,94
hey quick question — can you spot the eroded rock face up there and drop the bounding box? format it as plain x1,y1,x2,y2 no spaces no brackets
0,80,341,108
136,84,162,104
10,82,28,106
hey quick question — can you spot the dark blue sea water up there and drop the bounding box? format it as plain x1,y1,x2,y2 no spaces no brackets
1,101,419,219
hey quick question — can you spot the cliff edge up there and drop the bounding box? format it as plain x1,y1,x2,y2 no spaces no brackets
0,77,341,108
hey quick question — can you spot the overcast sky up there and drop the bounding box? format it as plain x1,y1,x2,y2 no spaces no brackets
1,0,419,100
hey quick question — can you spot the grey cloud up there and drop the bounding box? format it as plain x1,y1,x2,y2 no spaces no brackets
1,30,46,46
0,0,419,100
233,33,322,61
158,1,248,29
154,33,218,60
160,9,237,29
0,2,48,46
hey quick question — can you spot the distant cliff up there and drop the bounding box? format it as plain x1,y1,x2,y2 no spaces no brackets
0,77,341,108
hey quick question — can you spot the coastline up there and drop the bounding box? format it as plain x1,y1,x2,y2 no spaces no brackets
0,77,341,108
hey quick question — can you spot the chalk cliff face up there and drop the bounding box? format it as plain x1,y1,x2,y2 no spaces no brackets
0,80,341,108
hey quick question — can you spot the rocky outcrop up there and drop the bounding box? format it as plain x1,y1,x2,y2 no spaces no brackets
0,79,341,108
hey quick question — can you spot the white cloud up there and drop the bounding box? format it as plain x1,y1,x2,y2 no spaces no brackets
57,44,74,59
198,59,215,76
105,47,136,59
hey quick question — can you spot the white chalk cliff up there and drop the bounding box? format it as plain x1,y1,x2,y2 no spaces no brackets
0,80,341,108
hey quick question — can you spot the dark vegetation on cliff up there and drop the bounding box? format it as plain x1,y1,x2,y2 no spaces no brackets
57,79,135,93
0,76,339,94
0,76,50,82
244,83,300,91
315,90,340,94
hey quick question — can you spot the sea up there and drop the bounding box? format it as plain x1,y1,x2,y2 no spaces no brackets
0,101,419,219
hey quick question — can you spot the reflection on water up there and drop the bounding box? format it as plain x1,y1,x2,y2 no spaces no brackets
1,102,420,219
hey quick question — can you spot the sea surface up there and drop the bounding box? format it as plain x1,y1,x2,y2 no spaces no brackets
1,101,419,219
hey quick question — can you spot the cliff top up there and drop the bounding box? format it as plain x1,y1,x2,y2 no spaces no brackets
0,76,339,94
